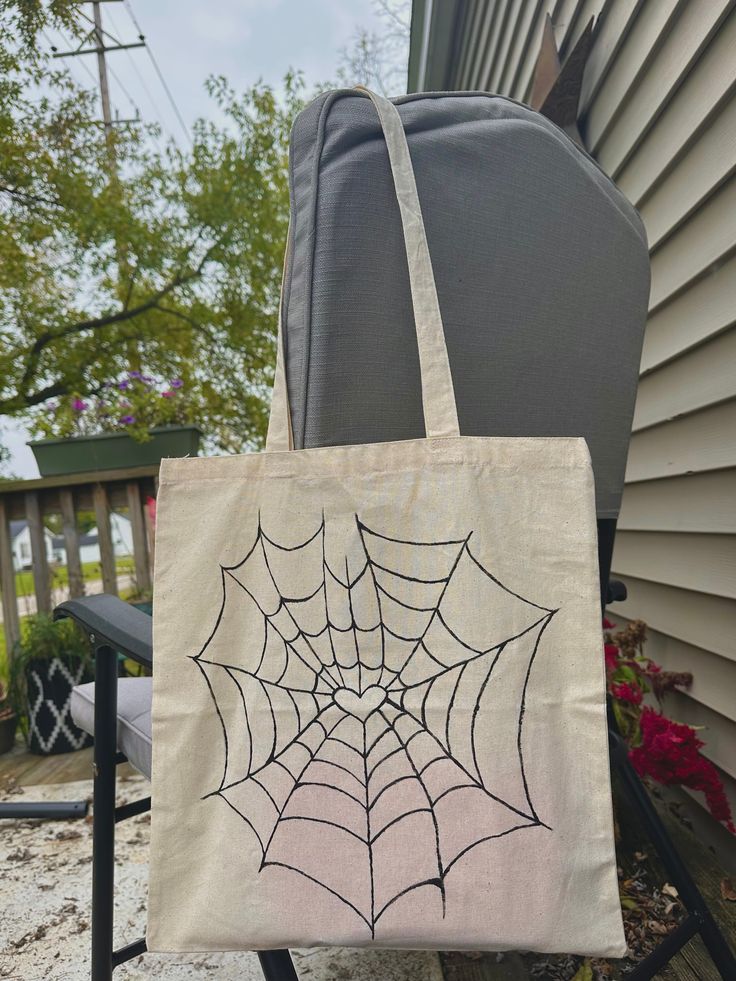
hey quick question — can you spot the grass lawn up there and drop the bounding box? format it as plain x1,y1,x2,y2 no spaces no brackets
1,558,137,681
14,557,134,598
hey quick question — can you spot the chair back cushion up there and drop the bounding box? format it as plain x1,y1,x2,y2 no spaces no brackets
282,90,650,518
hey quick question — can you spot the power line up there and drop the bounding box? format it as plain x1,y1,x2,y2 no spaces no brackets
122,0,144,38
43,28,98,88
48,24,136,131
107,62,141,120
105,4,168,136
124,0,192,145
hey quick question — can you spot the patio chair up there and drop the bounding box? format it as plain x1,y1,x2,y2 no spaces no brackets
55,91,735,981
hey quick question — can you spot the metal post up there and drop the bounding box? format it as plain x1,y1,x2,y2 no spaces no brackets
257,950,300,981
610,733,736,979
91,644,118,981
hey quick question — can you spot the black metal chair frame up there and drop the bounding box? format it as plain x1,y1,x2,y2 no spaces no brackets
38,515,734,981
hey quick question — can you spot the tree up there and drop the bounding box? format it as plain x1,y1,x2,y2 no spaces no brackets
337,0,411,95
0,3,304,453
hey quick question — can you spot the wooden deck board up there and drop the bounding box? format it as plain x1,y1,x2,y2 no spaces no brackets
0,739,136,786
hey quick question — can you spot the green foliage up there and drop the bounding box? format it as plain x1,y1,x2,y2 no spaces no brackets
8,612,92,727
12,612,91,666
0,6,305,453
0,677,13,720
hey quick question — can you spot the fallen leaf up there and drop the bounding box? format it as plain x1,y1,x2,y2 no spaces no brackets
571,962,593,981
721,878,736,902
662,883,679,899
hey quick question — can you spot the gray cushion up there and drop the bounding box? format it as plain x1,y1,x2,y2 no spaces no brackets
284,90,650,518
71,678,152,779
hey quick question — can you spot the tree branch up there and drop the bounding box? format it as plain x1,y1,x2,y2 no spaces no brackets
152,303,273,371
16,234,225,401
0,381,70,414
0,183,62,209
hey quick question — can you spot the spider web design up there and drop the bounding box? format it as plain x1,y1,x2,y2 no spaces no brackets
192,514,557,937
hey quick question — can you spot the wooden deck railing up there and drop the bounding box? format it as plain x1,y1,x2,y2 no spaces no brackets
0,465,158,660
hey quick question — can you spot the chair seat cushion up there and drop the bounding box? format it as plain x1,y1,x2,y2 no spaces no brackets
71,677,152,778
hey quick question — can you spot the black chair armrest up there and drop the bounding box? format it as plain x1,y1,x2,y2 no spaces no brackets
606,579,627,604
54,594,152,669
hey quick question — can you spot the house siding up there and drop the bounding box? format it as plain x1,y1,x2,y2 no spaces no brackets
410,0,736,848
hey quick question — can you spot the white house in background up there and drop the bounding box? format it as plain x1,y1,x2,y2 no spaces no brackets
52,512,133,566
81,513,133,563
10,519,56,571
11,513,133,572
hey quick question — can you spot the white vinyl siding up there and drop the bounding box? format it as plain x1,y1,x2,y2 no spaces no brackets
418,0,736,844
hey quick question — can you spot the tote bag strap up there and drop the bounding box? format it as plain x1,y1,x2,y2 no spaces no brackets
266,87,460,452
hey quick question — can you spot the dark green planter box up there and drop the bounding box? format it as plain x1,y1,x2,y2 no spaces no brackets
28,426,202,477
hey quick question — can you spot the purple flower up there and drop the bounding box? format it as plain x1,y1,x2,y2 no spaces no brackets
72,398,88,412
47,402,57,413
170,378,183,389
118,380,130,391
142,375,154,384
120,414,136,425
128,370,142,379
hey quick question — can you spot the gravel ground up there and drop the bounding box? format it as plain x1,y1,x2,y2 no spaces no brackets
0,774,444,981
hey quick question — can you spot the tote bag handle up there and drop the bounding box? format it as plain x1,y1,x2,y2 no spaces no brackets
266,87,460,452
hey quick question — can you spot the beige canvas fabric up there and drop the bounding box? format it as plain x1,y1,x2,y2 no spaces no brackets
147,88,625,956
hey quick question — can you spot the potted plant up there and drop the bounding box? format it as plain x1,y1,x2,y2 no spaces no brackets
27,371,202,477
9,614,94,755
0,680,17,755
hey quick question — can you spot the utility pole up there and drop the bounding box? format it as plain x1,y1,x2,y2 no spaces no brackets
52,0,144,143
52,0,143,364
92,1,115,161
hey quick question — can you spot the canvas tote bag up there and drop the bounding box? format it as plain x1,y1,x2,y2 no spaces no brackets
148,88,625,957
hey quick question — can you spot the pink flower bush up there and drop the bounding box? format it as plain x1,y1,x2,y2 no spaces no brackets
31,370,194,443
605,619,734,834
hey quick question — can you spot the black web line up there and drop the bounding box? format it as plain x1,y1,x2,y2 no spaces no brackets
517,610,556,824
258,711,348,863
376,708,446,915
195,513,557,934
442,822,542,877
263,861,372,930
196,654,321,695
258,534,344,690
362,722,376,934
206,701,332,799
385,691,542,827
224,569,340,691
390,613,553,693
346,556,363,694
321,519,347,689
356,518,395,691
225,666,254,777
364,529,471,684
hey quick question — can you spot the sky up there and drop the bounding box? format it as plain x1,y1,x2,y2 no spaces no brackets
57,0,391,142
4,0,405,478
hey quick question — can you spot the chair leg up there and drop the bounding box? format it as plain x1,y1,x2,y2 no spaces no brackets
610,730,736,979
258,949,300,981
91,645,118,981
